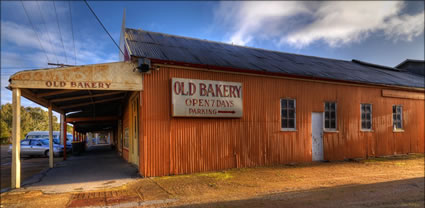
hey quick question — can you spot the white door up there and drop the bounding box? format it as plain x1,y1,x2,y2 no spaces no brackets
312,112,324,161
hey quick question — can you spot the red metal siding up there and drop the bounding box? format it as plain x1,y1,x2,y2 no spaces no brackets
138,91,144,175
140,66,424,177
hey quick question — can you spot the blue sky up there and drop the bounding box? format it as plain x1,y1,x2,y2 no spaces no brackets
1,1,424,111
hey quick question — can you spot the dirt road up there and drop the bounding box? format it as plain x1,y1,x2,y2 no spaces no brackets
1,154,423,208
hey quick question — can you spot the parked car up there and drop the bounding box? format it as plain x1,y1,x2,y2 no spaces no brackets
25,131,73,141
8,139,64,157
25,131,72,152
53,138,72,152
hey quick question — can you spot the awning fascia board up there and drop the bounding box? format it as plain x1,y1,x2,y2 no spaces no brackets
8,62,143,91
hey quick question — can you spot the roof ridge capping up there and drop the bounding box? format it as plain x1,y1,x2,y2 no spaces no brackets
125,27,354,64
395,59,425,68
352,59,404,72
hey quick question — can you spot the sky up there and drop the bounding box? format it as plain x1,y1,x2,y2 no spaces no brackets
1,1,424,112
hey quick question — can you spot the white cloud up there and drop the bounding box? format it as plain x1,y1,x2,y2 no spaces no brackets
382,10,425,42
214,1,424,48
215,1,311,45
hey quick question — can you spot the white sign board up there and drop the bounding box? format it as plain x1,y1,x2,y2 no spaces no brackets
171,78,243,118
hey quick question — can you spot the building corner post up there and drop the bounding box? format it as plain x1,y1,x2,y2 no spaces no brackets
63,118,67,160
11,88,21,189
48,104,54,168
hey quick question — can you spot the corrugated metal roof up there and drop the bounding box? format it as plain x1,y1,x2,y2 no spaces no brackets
125,28,424,88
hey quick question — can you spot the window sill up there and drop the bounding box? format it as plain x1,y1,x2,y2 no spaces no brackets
281,129,297,132
393,129,404,133
361,130,374,132
324,130,339,133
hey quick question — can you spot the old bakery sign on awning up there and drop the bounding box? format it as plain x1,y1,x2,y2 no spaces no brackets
171,78,243,118
8,62,143,91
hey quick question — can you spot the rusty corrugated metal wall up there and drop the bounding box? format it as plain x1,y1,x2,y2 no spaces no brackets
140,66,424,177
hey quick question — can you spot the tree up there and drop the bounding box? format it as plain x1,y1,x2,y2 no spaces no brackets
66,124,73,134
1,120,10,138
0,104,61,141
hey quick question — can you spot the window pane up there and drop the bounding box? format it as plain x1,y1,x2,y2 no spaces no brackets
367,121,371,129
21,140,30,145
282,119,287,128
288,100,294,108
331,111,336,119
325,120,329,128
282,100,287,108
289,110,294,119
325,103,329,111
361,113,365,119
396,122,402,129
325,112,330,119
393,114,396,121
331,103,336,110
396,106,401,113
396,114,401,120
283,109,288,118
361,121,366,129
366,113,371,120
289,119,295,128
393,106,396,113
331,120,336,129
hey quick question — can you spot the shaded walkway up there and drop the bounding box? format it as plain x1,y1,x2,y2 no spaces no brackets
21,145,139,193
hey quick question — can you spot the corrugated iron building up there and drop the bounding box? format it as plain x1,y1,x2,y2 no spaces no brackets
116,28,424,177
5,21,425,189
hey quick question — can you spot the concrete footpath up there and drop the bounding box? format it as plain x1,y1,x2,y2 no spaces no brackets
20,145,140,193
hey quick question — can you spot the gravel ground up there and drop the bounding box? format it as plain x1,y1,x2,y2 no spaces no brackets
0,154,423,208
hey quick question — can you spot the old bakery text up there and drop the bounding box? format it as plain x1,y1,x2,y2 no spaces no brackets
171,78,243,118
45,81,112,89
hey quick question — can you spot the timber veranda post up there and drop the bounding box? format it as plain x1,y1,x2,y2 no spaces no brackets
63,118,67,160
11,88,21,189
48,104,54,168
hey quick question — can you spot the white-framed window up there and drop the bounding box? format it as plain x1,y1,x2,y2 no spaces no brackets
361,103,372,131
280,98,296,130
392,105,403,130
324,102,337,130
